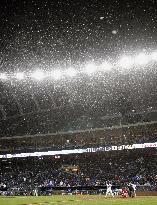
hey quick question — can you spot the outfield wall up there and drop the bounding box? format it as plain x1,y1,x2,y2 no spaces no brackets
137,191,157,196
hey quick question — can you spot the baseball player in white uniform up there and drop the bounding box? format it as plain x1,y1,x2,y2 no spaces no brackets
105,181,114,197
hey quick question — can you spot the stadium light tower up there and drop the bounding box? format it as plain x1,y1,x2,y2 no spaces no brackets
50,70,62,80
99,62,112,72
84,62,97,74
118,56,133,68
15,72,24,80
134,53,149,66
151,51,157,61
65,67,77,77
31,70,45,80
0,73,7,80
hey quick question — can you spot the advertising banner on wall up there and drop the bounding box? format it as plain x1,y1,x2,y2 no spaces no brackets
0,142,156,159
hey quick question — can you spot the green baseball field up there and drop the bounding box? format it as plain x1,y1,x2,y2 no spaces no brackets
0,195,157,205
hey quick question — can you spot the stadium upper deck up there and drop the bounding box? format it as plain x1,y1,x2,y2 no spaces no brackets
0,120,156,154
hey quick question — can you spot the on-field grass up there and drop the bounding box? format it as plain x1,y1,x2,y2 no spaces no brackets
0,195,157,205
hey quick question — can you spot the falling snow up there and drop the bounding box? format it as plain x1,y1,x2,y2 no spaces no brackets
0,2,157,198
0,0,156,136
112,30,118,35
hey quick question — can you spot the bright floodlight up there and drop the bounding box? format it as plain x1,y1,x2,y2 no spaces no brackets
0,73,7,80
31,70,45,80
65,68,77,77
151,51,157,61
15,72,24,80
118,56,133,68
134,53,149,65
99,62,112,72
84,62,97,74
51,70,62,80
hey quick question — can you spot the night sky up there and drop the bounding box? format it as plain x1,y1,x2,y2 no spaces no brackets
0,0,157,72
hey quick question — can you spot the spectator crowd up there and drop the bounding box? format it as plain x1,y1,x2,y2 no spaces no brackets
0,148,157,195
